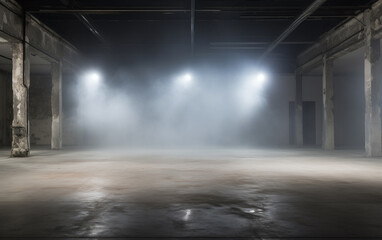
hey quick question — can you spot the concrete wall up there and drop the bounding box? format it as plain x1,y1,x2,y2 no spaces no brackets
29,74,51,145
334,74,365,148
23,71,366,148
0,71,12,146
62,73,82,146
36,73,297,147
302,68,366,149
28,73,83,146
252,71,364,148
303,75,323,145
259,74,295,146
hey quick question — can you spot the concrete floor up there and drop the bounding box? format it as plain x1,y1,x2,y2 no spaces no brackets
0,147,382,239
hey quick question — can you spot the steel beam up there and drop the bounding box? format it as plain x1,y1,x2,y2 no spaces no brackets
297,0,382,73
259,0,327,61
0,0,80,68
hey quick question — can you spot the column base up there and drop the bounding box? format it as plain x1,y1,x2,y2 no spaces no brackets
323,146,335,151
11,148,30,157
366,146,382,157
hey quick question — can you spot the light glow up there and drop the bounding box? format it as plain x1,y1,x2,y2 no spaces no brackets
257,72,266,83
183,209,192,221
181,73,193,85
86,71,101,84
183,73,192,82
251,72,267,88
236,70,269,114
83,70,102,91
175,72,194,88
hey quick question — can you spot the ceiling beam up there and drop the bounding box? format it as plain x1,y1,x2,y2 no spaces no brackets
210,41,315,46
59,0,107,45
296,0,382,73
258,0,327,61
26,5,371,14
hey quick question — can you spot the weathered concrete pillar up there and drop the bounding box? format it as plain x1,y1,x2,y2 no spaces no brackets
295,73,303,146
364,10,382,157
51,61,63,150
11,42,30,157
322,56,335,150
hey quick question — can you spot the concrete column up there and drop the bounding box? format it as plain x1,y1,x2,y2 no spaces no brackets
364,10,382,157
11,42,30,157
51,61,62,150
295,73,303,146
322,56,335,150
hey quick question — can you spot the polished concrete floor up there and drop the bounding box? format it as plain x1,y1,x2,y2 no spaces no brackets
0,147,382,239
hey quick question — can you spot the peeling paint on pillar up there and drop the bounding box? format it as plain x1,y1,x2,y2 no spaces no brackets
51,61,62,150
322,55,335,150
364,10,382,157
11,43,30,157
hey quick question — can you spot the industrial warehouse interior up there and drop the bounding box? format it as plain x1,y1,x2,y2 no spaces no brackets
1,0,382,239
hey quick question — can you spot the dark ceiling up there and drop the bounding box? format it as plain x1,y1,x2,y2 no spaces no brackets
16,0,377,72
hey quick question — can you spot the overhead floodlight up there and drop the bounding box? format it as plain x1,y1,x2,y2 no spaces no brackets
177,72,193,87
82,70,102,91
182,73,193,83
257,72,266,82
87,71,101,83
84,71,101,84
236,70,269,113
251,72,268,88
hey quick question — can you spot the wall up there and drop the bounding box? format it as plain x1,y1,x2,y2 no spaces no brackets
302,52,366,149
333,74,365,148
58,71,299,148
62,73,82,146
23,67,368,148
303,75,323,145
0,71,12,146
259,74,295,146
333,48,366,148
29,74,51,145
29,73,82,146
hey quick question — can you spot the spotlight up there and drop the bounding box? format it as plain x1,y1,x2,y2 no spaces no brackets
182,73,193,83
236,70,269,113
177,72,193,87
251,72,267,88
257,72,267,82
83,70,102,90
86,71,101,84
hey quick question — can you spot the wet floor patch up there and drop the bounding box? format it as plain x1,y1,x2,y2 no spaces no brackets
0,202,261,238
